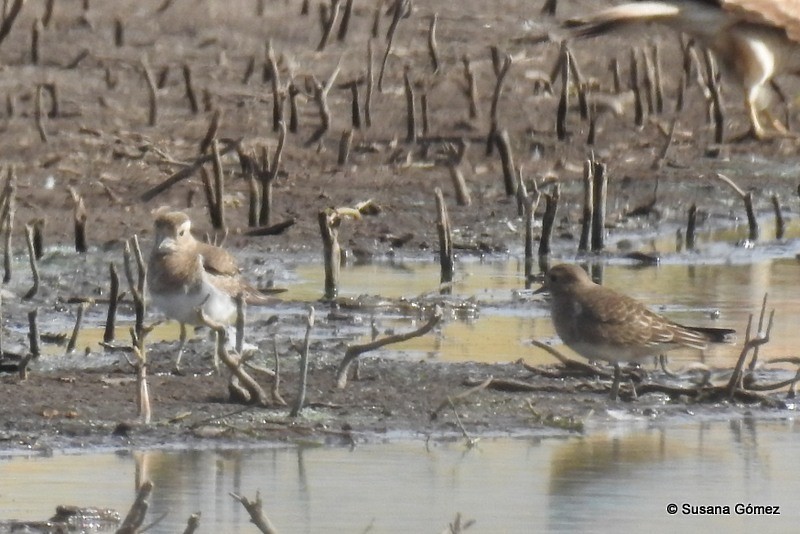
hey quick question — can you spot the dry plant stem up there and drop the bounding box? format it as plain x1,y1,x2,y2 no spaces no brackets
714,173,758,241
22,224,38,299
727,304,774,399
427,13,439,73
306,62,341,146
364,39,374,127
104,262,119,343
66,302,88,354
1,172,14,284
336,306,443,389
651,115,677,169
515,167,528,218
528,339,613,378
229,491,279,534
448,164,471,207
337,0,354,41
541,0,557,16
686,203,697,250
494,129,517,196
123,236,147,340
235,293,245,355
209,139,226,231
290,306,315,418
31,18,40,65
248,172,259,227
403,66,416,142
260,120,286,225
316,0,341,52
266,40,282,131
462,55,479,120
319,208,341,300
378,0,404,92
0,0,25,47
287,82,299,133
590,163,607,252
641,48,655,114
199,108,222,154
772,194,784,239
141,59,158,127
556,46,569,141
578,160,593,252
35,84,47,142
116,480,153,534
27,308,40,358
347,81,361,128
182,64,199,114
703,49,725,143
630,48,644,128
140,138,239,201
538,187,559,257
69,186,88,253
199,309,269,405
434,188,453,288
523,192,541,283
183,513,201,534
610,57,621,93
114,18,124,47
651,44,664,113
32,218,44,259
337,129,353,165
747,293,770,372
271,336,286,405
430,376,492,420
421,92,430,136
486,48,512,154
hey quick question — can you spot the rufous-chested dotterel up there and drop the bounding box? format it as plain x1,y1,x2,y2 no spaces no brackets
147,209,273,370
561,0,800,140
537,263,735,399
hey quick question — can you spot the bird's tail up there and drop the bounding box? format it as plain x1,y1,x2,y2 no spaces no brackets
682,325,737,344
563,2,682,40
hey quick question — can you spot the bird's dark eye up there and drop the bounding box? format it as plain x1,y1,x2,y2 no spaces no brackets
549,273,558,283
179,229,185,236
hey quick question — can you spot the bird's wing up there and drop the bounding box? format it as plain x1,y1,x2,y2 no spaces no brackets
721,0,800,42
564,2,683,38
197,242,240,277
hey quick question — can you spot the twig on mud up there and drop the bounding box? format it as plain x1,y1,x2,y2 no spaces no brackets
449,399,479,448
713,173,758,241
68,186,88,253
141,58,158,126
104,263,120,343
434,188,453,290
290,306,315,417
229,491,279,534
306,61,341,146
22,223,39,299
336,306,443,389
430,376,493,420
35,84,48,142
65,301,89,354
271,336,286,405
377,0,403,91
442,512,476,534
1,167,15,284
726,295,773,398
528,340,614,378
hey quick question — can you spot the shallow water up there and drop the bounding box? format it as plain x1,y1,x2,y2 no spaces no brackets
2,418,798,532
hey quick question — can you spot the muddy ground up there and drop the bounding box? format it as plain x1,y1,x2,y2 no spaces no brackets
0,0,799,454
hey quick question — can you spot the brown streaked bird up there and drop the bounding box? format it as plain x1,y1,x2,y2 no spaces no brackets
537,264,734,400
147,209,273,370
561,0,800,140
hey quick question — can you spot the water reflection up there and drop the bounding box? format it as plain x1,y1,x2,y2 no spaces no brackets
2,419,799,532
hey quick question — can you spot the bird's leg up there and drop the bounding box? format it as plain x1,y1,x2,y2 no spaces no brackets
173,322,188,373
213,330,221,374
609,362,621,401
735,95,798,141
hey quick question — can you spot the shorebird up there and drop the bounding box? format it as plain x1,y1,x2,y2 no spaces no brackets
147,209,273,370
561,0,800,140
537,263,734,400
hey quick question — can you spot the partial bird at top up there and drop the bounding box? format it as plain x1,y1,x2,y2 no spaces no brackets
561,0,800,140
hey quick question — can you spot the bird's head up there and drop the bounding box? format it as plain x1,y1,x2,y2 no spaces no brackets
152,210,193,255
535,264,593,296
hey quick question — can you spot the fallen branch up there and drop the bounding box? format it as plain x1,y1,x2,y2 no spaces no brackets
229,491,279,534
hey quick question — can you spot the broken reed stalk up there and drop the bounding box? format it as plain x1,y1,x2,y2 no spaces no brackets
686,203,697,250
337,0,353,41
462,55,479,120
726,297,774,399
590,162,607,251
229,491,279,534
403,66,416,143
316,0,341,52
578,159,593,252
22,224,38,299
486,47,512,155
319,208,341,300
364,39,374,127
35,84,48,143
336,306,443,389
116,480,153,534
493,129,517,196
434,187,454,289
198,108,222,154
235,293,245,354
420,92,430,137
337,129,353,165
0,0,25,46
209,139,226,231
430,376,493,420
184,513,201,534
199,308,269,405
747,293,770,372
141,59,158,127
69,186,88,253
448,163,471,207
114,18,124,47
123,236,146,341
630,48,644,128
1,169,15,283
306,62,341,146
651,44,664,113
524,183,542,283
181,64,199,114
641,48,655,115
290,306,315,418
703,49,725,144
427,13,439,73
260,120,287,226
651,115,677,170
772,194,785,239
556,45,570,141
377,0,404,91
28,308,41,359
31,18,41,65
104,262,119,343
714,173,758,241
515,169,529,217
140,138,240,201
32,218,44,259
266,40,283,131
66,302,88,354
345,80,362,129
538,187,560,256
609,57,621,94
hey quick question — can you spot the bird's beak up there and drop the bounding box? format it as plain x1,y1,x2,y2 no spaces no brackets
157,237,177,253
532,284,549,296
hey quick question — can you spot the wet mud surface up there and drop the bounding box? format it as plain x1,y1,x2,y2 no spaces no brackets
0,0,799,454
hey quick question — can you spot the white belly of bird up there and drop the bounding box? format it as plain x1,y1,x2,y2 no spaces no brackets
151,278,236,325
